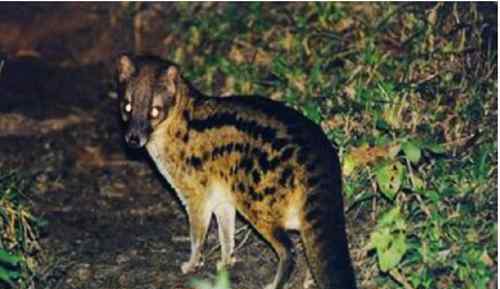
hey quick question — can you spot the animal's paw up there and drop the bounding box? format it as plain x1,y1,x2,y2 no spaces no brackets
216,256,237,271
181,259,204,274
303,273,315,289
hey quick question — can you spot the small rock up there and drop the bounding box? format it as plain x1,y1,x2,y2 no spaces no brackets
76,263,92,281
118,272,128,286
116,253,130,264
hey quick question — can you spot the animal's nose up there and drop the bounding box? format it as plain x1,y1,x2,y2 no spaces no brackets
125,132,144,148
125,120,150,148
128,134,139,146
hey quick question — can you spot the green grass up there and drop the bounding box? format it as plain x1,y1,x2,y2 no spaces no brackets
155,3,496,289
191,270,231,289
0,171,44,288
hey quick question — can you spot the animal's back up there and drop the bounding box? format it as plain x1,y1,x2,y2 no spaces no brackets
188,95,357,289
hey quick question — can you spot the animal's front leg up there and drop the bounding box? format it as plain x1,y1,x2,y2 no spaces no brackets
214,203,236,270
181,202,212,274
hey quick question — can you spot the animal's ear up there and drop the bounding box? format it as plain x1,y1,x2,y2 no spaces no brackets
116,54,136,83
160,65,179,96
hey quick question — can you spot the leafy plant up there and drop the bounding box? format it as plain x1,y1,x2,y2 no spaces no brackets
191,270,231,289
0,171,44,288
368,206,408,272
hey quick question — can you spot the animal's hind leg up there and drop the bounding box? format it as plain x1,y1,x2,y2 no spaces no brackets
214,203,236,270
263,228,296,289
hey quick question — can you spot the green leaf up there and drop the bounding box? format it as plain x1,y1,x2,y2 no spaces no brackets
424,190,440,203
402,140,422,163
378,234,407,272
191,270,231,289
342,154,357,176
302,101,323,124
367,227,391,251
378,206,401,226
215,270,231,289
0,250,20,266
425,142,445,154
375,161,404,200
368,207,407,272
0,266,16,287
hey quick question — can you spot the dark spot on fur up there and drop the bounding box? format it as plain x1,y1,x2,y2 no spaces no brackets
279,167,294,187
251,190,263,201
258,152,269,171
304,205,322,223
252,169,261,184
240,157,254,172
253,149,280,173
235,143,244,152
226,143,235,153
263,187,276,196
202,151,210,161
280,146,295,162
269,157,280,170
189,156,202,169
183,110,190,121
212,146,223,159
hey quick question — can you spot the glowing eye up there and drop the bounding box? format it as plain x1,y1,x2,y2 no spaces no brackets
150,107,160,118
124,103,132,113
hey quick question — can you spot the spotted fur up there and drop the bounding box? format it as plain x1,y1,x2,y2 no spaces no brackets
116,54,357,289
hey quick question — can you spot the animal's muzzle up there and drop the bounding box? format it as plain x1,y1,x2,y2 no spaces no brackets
125,121,150,148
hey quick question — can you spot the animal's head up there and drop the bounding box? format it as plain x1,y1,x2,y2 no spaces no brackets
115,54,181,148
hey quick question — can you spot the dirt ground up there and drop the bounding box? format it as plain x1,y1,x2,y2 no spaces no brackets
0,4,371,289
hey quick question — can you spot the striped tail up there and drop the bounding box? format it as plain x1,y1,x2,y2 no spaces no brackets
301,162,357,289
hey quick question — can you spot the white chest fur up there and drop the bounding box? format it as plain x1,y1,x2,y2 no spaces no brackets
146,140,188,206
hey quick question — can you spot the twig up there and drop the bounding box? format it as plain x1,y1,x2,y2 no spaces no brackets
235,226,252,251
405,159,432,219
206,225,251,259
389,268,415,289
171,236,192,243
346,193,376,214
443,134,475,148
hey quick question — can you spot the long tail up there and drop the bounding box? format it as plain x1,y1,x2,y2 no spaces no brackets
301,162,357,289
